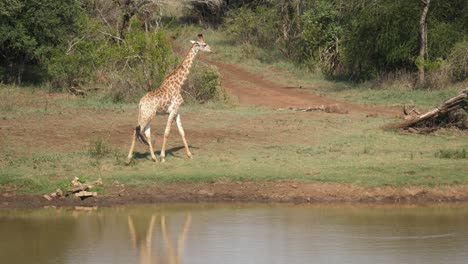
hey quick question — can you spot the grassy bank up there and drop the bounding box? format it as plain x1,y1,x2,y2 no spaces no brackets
1,86,467,194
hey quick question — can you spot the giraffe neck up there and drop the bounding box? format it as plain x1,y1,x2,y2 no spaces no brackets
171,44,199,93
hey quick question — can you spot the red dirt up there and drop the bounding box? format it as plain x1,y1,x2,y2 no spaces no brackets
202,56,399,116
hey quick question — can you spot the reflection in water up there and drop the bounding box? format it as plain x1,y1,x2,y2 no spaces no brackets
1,203,468,264
127,213,191,264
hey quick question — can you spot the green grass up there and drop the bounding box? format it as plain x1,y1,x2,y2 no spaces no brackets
1,99,467,194
328,86,463,108
0,85,134,116
435,148,467,159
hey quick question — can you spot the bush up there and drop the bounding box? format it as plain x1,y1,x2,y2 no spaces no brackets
435,148,467,159
47,40,100,89
447,40,468,82
88,137,111,159
183,62,226,103
46,17,178,101
298,1,343,74
224,4,277,48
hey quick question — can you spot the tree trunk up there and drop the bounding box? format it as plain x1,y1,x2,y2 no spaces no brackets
280,1,292,58
17,55,26,85
417,0,430,85
117,0,134,40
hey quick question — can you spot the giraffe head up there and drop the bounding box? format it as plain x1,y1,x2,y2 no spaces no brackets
190,34,212,52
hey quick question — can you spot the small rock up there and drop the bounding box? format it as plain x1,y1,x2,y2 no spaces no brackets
56,188,63,197
43,194,53,201
324,104,348,114
75,191,97,200
71,177,82,186
198,189,209,195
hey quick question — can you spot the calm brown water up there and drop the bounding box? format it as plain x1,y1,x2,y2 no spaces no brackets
1,203,467,264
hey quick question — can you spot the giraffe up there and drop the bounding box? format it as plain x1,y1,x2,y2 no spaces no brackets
127,213,192,264
127,34,212,163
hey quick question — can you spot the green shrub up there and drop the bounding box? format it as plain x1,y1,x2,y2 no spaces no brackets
224,4,277,49
46,16,178,101
47,40,100,89
435,148,467,159
298,1,343,74
0,0,87,85
447,40,468,82
183,62,226,103
88,137,111,159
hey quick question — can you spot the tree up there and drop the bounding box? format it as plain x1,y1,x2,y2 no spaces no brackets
0,0,86,84
417,0,430,85
299,0,342,73
114,0,165,40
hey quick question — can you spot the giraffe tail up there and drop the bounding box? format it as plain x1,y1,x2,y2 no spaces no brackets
135,126,149,146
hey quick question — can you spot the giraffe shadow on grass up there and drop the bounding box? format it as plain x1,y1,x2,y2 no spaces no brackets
133,146,198,161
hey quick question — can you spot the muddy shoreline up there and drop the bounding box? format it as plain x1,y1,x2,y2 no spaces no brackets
2,182,468,208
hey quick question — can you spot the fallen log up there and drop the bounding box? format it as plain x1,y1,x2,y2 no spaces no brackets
279,104,348,114
384,88,468,132
69,86,86,97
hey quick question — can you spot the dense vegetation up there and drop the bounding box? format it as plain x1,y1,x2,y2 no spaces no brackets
0,0,467,95
0,0,223,102
223,0,468,85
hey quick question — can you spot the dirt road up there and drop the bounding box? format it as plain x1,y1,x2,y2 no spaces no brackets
201,55,398,116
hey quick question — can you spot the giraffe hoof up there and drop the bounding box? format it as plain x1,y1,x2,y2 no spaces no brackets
151,156,158,162
161,158,166,163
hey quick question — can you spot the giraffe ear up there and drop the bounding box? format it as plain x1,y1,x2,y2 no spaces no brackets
197,34,205,42
190,40,196,44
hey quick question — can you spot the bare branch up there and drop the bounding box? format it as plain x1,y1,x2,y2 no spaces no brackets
66,36,86,55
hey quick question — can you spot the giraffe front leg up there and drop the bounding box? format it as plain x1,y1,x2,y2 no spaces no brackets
175,113,193,159
144,126,158,162
160,111,177,163
127,128,137,163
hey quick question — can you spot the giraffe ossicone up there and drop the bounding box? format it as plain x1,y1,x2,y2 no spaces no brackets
127,34,212,163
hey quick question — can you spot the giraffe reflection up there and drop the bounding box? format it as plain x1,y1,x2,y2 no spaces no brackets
127,213,192,264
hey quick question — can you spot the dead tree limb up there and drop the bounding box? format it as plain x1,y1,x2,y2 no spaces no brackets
384,88,468,131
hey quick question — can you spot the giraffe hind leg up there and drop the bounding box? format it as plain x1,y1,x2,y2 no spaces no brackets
143,125,158,162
